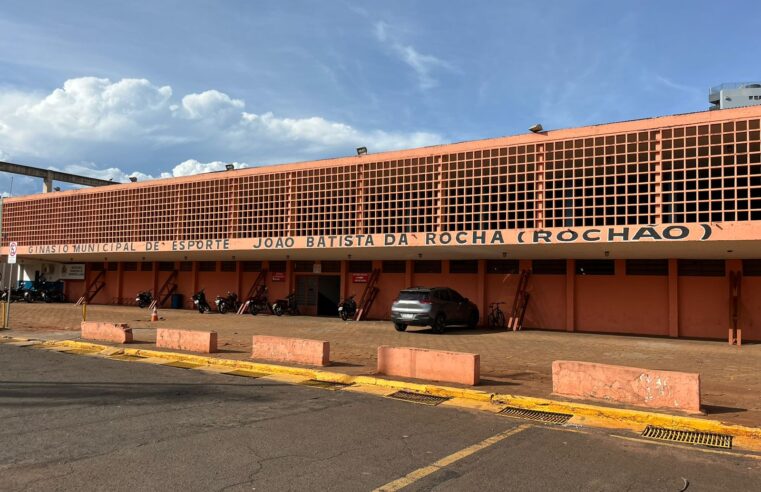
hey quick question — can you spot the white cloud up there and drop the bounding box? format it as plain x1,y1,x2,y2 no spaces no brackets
0,76,444,190
166,159,247,177
179,90,244,123
52,159,249,185
9,77,172,141
374,21,452,90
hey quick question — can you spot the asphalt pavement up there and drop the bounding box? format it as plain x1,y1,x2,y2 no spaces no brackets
0,343,759,491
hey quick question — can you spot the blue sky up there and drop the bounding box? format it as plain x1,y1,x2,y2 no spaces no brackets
0,1,758,196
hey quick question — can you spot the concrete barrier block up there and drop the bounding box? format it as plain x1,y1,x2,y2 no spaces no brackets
251,335,330,366
552,360,701,414
81,321,133,344
156,328,217,353
377,346,480,386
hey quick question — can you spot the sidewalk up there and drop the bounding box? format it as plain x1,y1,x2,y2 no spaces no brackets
6,303,761,427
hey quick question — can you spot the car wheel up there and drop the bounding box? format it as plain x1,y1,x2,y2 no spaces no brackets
394,322,407,332
432,314,446,334
467,310,479,329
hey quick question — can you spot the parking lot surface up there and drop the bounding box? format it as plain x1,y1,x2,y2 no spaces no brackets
1,343,759,491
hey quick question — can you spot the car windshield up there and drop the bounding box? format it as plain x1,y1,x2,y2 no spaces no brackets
399,291,430,301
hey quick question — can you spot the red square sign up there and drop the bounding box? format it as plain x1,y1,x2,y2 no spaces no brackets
352,273,369,283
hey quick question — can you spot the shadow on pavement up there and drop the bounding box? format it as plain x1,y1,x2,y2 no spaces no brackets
404,327,506,336
702,404,747,415
478,378,519,387
0,380,281,407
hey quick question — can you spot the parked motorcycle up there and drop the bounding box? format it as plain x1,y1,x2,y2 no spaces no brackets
248,287,271,315
192,289,212,313
272,292,299,316
23,289,42,303
41,289,65,303
29,281,65,303
0,287,24,303
337,295,357,321
135,291,153,308
215,291,240,314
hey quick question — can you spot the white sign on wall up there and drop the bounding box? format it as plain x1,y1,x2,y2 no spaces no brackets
59,263,85,280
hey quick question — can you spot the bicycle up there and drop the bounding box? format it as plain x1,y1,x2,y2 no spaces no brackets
488,302,506,329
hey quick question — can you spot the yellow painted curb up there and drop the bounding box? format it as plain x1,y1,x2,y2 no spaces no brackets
10,336,761,452
352,375,493,402
44,339,116,352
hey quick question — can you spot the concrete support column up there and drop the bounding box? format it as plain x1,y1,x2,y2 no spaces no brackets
565,259,575,332
151,261,159,298
116,262,123,305
262,261,270,294
727,258,742,344
477,259,486,325
340,260,348,299
668,258,679,337
405,260,414,288
615,259,625,277
43,172,53,193
286,260,294,294
192,261,199,298
235,260,242,298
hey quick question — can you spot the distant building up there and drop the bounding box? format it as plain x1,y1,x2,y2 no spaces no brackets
4,105,761,342
709,82,761,110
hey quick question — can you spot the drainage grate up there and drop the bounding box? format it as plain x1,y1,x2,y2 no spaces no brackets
641,425,733,449
388,390,450,406
301,379,353,391
498,406,573,425
226,369,269,378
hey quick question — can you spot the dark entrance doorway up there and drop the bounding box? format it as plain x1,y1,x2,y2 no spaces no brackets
317,276,340,316
295,275,340,316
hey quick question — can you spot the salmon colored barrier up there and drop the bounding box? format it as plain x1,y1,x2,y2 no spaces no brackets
251,335,330,366
377,346,480,386
551,360,701,414
156,328,217,353
80,321,133,343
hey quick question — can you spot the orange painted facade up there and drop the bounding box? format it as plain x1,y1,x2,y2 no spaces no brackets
5,106,761,341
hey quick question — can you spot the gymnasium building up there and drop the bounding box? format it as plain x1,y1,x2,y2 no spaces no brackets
3,105,761,342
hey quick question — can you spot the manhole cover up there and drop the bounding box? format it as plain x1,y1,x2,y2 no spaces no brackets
641,425,733,449
388,390,450,406
301,379,353,391
498,406,573,425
